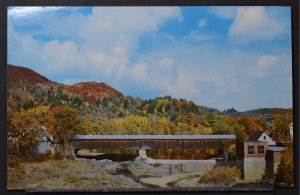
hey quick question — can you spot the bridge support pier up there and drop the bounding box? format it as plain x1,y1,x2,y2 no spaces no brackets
139,149,147,158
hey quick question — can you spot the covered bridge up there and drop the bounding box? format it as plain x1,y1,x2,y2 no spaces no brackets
66,134,236,150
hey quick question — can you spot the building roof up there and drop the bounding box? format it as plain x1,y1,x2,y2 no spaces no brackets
249,131,267,141
68,134,236,140
267,146,285,152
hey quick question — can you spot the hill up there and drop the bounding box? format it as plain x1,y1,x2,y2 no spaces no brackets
64,82,123,102
7,65,123,100
222,107,292,122
7,64,293,142
7,64,56,87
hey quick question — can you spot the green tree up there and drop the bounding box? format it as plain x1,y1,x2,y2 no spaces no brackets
80,116,97,135
149,116,170,135
117,115,150,134
212,119,231,134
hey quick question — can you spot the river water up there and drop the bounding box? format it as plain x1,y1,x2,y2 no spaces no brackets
76,148,274,183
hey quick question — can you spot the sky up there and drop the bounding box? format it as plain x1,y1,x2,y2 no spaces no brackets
7,6,292,111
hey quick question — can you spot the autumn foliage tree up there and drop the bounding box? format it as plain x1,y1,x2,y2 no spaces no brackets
44,106,80,148
237,117,264,140
275,144,293,187
272,110,293,142
8,106,49,154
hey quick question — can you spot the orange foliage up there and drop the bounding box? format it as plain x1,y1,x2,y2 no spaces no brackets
238,117,263,139
169,123,180,135
64,82,123,103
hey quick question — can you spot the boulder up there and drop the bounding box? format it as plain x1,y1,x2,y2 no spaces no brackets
128,157,170,177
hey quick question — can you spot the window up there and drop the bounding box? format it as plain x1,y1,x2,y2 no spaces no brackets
258,146,265,154
263,135,266,140
248,146,255,154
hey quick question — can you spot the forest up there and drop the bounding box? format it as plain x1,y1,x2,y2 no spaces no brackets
7,65,294,187
7,83,293,154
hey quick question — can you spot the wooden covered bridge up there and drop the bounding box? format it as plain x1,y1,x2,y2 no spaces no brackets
66,134,236,151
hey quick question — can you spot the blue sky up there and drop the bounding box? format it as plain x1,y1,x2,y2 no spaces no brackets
7,6,292,111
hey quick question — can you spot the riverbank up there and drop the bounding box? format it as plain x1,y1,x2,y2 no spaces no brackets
8,156,274,190
24,158,143,190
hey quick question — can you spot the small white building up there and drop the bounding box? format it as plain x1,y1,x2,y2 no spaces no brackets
248,131,276,146
36,126,53,155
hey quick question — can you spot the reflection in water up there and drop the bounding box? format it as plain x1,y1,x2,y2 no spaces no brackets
147,149,223,160
81,148,224,160
76,149,138,162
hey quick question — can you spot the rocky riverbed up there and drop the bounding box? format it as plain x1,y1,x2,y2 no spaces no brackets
21,156,271,190
23,156,216,190
24,158,143,190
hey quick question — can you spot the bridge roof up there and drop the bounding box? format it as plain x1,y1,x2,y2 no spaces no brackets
68,134,236,140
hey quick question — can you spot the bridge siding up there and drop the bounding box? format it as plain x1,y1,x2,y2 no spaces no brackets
69,139,234,150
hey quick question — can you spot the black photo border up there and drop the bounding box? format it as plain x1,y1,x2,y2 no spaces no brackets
0,0,299,195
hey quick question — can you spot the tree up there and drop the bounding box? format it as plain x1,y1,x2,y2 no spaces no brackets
222,116,246,140
169,123,180,135
177,122,189,134
44,106,80,150
275,144,293,187
117,115,150,134
149,116,170,135
238,117,263,139
8,106,49,154
273,110,293,142
80,116,97,135
212,119,231,134
147,103,156,114
195,125,213,135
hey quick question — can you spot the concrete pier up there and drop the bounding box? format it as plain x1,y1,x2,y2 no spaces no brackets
139,149,147,158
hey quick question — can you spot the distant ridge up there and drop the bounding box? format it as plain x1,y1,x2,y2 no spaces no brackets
7,64,123,100
7,64,290,114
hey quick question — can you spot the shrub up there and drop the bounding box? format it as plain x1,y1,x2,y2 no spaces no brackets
199,166,240,186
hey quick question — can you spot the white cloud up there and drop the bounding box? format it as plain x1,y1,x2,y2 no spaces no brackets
8,24,43,70
8,7,292,111
158,57,173,69
182,31,218,42
131,63,149,81
8,7,63,18
209,7,237,19
229,7,286,42
72,7,181,79
42,40,89,74
198,19,207,28
252,55,279,78
79,7,181,52
257,55,278,68
164,71,201,99
8,6,182,84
